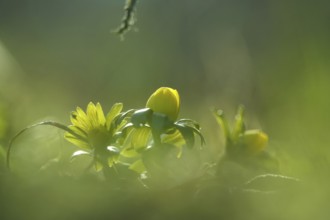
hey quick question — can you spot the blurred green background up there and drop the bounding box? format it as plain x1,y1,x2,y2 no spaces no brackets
0,0,330,219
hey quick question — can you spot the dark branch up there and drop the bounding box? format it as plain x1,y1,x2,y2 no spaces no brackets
114,0,138,36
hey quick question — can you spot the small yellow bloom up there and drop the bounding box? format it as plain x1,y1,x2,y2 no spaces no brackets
65,102,123,151
146,87,180,121
241,129,268,154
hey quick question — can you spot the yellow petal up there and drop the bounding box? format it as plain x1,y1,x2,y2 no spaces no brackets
131,127,152,151
72,107,91,130
64,133,90,150
87,102,101,129
106,103,123,130
96,102,106,125
241,130,268,154
67,125,88,138
146,87,180,121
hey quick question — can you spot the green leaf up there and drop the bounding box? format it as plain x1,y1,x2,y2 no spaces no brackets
186,124,206,146
232,105,245,141
150,112,172,134
131,108,153,127
176,118,200,130
174,122,205,147
115,109,135,122
212,109,232,145
175,124,195,148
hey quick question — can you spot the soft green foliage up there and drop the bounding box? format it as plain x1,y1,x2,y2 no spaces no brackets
6,87,205,182
213,106,278,172
6,87,289,195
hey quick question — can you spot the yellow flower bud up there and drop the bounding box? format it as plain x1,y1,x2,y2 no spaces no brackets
146,87,180,121
241,129,268,154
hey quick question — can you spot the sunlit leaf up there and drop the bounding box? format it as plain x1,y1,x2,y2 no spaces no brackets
212,109,231,144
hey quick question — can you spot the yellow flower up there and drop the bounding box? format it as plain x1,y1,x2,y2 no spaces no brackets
65,102,123,151
241,129,268,154
146,87,180,121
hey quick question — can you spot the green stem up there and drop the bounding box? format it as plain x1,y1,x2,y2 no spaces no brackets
151,128,161,146
6,121,85,171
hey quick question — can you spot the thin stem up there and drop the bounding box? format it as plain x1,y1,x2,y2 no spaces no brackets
6,121,85,171
151,128,161,146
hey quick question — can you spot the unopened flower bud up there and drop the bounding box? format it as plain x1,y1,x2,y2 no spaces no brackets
241,129,268,154
146,87,180,121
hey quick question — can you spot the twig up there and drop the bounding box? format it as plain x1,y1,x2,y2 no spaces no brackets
114,0,138,36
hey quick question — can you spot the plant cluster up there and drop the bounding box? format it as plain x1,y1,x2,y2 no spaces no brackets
6,87,297,192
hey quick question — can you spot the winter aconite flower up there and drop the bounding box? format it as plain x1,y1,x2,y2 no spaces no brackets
120,87,204,175
65,102,125,169
65,102,120,150
213,105,279,172
213,106,269,156
146,87,180,121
